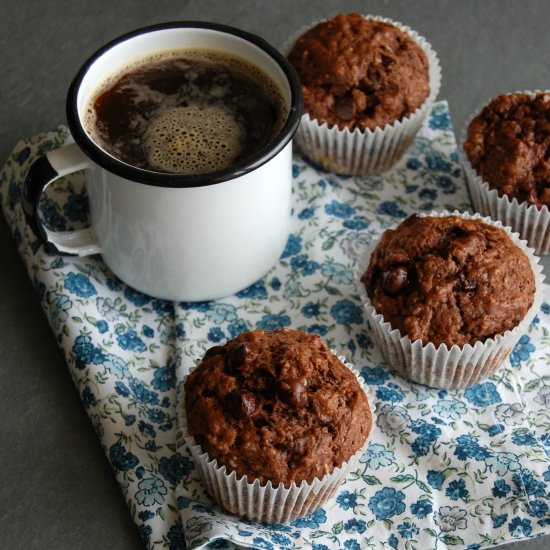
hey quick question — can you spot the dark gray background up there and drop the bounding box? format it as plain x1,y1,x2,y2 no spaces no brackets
1,1,549,548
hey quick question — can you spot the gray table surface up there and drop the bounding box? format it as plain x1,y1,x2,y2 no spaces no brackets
1,1,549,548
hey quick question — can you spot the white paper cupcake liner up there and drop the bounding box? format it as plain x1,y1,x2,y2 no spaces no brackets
357,210,545,390
178,352,375,524
460,90,550,255
281,15,441,176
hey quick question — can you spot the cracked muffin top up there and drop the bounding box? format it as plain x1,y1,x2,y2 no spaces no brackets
361,214,535,347
287,13,430,131
184,328,372,487
464,92,550,209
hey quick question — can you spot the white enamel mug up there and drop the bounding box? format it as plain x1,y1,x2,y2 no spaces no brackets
22,22,302,301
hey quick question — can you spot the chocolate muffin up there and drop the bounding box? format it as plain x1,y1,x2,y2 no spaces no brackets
287,13,430,132
184,328,372,488
361,214,536,348
464,92,550,209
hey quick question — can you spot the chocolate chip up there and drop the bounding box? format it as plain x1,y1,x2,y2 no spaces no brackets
230,342,250,368
335,95,356,121
382,266,409,296
226,390,256,419
203,345,226,360
278,378,307,407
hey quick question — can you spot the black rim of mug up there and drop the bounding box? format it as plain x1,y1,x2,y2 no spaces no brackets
66,21,303,188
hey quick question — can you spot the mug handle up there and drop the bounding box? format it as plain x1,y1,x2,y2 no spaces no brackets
22,143,102,256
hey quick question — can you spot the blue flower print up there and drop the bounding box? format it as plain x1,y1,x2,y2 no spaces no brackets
158,454,194,485
301,301,321,318
96,320,109,334
343,216,370,230
142,325,154,338
152,365,176,392
510,335,535,367
82,386,96,408
135,477,167,506
378,201,407,218
63,191,89,222
270,277,281,291
236,279,268,300
411,498,433,518
311,544,328,550
433,399,466,421
291,507,326,528
492,479,511,498
330,299,363,325
256,313,292,330
271,533,292,547
486,451,520,476
292,163,300,178
487,424,505,436
407,158,422,170
147,408,166,424
376,385,404,402
129,378,159,405
41,198,66,230
336,490,357,511
362,443,395,469
228,319,249,338
208,303,237,324
152,299,172,315
410,419,442,457
446,478,469,501
306,324,328,336
368,487,406,520
324,199,355,219
542,302,550,315
527,500,549,518
343,518,366,534
436,175,454,191
281,234,302,258
64,272,97,298
117,329,147,352
388,534,398,549
103,353,130,379
454,434,490,460
320,261,354,284
49,293,72,329
419,188,437,201
73,334,105,366
138,524,152,546
298,207,314,220
138,509,154,521
511,428,537,446
166,522,186,550
208,327,225,343
176,322,185,338
343,541,361,550
290,254,320,276
508,517,532,537
493,514,508,528
138,420,156,438
397,521,419,539
115,381,130,397
109,441,139,472
124,287,151,307
426,153,452,173
427,470,445,490
464,382,501,407
512,470,546,497
360,366,389,385
429,109,450,130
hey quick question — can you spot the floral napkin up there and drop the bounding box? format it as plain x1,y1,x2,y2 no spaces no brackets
2,101,550,550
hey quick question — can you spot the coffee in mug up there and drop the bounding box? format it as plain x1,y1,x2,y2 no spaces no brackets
22,22,302,301
85,48,287,174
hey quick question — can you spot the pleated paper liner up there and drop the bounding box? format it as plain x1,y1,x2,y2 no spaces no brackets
281,14,442,176
357,210,545,390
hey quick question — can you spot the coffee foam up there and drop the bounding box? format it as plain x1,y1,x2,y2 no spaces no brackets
144,105,245,174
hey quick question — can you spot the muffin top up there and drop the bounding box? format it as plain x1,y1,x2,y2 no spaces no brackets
184,328,372,487
361,214,535,347
464,92,550,209
287,13,430,131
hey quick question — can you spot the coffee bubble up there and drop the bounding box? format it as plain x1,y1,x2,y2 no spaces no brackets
145,105,245,174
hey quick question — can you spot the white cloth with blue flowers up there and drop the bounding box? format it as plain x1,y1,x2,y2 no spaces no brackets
2,101,550,550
